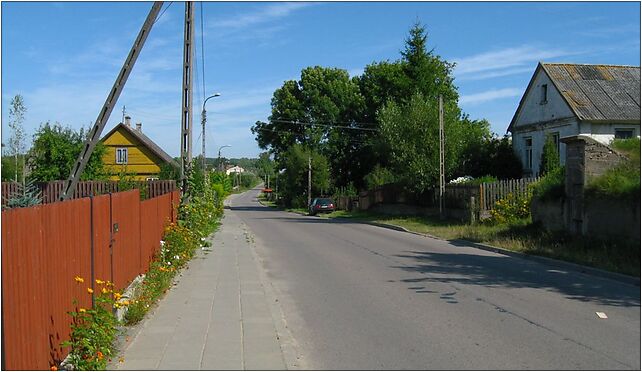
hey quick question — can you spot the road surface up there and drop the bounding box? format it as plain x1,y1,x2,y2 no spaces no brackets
230,187,640,370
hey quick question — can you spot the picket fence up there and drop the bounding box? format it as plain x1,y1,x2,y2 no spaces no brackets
1,179,176,207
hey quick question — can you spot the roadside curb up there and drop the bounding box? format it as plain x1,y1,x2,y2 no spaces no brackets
355,220,641,287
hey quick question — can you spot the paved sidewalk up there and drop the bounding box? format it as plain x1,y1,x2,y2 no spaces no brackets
111,202,291,370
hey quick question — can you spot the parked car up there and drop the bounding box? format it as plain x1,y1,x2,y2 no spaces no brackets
308,197,335,215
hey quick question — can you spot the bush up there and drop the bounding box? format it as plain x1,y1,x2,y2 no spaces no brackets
488,190,532,224
585,138,640,201
364,165,396,190
532,166,565,201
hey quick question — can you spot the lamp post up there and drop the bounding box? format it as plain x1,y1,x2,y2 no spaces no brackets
218,145,231,172
201,93,221,171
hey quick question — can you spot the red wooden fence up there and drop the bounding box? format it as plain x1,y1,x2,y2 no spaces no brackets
1,189,179,370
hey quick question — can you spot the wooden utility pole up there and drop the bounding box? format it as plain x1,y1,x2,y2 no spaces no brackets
439,95,445,219
60,2,163,201
307,154,312,207
180,1,195,191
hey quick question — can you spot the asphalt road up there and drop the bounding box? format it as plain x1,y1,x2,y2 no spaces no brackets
231,187,640,370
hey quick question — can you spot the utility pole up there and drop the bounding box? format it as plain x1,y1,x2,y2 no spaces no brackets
439,95,445,219
180,1,195,192
59,2,163,201
201,93,220,172
307,154,312,207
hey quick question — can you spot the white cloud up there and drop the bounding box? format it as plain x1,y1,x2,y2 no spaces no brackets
453,45,577,78
459,88,522,105
211,3,312,30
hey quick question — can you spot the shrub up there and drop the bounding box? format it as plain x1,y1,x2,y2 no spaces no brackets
532,166,565,201
488,190,532,224
585,138,640,201
364,165,396,190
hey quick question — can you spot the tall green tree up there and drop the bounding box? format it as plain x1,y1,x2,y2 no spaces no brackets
27,122,107,182
279,144,330,207
7,94,27,183
379,92,464,193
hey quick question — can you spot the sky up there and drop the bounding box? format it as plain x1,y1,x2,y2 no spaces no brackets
2,1,640,159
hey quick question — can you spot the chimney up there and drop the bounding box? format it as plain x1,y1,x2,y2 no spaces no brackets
124,115,131,127
136,122,142,133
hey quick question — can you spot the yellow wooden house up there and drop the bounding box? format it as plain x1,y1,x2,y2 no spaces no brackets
101,117,179,180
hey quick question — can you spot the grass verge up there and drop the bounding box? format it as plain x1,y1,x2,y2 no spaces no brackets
328,211,640,277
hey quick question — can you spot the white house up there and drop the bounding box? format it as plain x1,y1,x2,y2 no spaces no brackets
225,165,245,175
507,62,640,176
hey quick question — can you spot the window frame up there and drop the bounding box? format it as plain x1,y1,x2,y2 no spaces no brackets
524,137,533,170
541,84,548,104
115,147,128,164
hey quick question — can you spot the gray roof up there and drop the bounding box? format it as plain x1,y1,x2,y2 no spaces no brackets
508,63,640,132
101,123,179,168
543,63,640,122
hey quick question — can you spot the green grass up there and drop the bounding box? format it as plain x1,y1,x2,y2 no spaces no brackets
327,211,640,277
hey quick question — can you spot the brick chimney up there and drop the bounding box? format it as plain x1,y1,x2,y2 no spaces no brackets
124,115,131,127
136,122,142,133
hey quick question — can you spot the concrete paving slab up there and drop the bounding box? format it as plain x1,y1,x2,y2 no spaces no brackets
111,195,294,370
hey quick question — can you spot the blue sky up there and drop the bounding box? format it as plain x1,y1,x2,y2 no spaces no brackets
2,1,640,159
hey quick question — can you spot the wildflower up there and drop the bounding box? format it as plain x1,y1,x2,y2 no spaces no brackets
119,357,125,364
96,351,104,360
101,287,109,294
114,292,122,300
160,240,165,247
50,366,58,371
87,288,94,294
74,276,84,283
78,308,86,313
95,279,105,285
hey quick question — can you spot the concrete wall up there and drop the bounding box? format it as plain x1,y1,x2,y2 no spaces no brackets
532,135,639,241
588,123,641,145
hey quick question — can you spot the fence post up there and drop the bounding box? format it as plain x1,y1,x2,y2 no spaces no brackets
469,196,476,225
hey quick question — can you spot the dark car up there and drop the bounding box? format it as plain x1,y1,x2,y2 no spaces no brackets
308,198,335,216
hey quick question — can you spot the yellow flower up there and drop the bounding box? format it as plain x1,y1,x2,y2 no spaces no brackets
78,308,86,313
74,276,84,283
101,287,109,294
114,292,122,300
87,288,94,294
95,279,105,285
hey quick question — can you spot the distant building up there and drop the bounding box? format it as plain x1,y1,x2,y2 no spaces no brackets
101,116,179,180
225,165,245,175
507,62,640,176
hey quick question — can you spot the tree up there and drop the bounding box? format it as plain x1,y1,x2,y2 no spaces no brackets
279,144,330,207
379,92,464,193
539,134,561,176
7,94,27,183
27,122,107,182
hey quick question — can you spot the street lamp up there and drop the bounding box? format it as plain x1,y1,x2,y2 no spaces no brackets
201,93,221,171
218,145,231,172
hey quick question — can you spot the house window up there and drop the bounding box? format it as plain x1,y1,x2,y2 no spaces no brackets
541,84,548,104
615,129,634,139
146,177,159,181
524,137,533,170
115,148,128,164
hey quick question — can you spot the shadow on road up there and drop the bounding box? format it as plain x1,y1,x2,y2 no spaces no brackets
392,250,640,308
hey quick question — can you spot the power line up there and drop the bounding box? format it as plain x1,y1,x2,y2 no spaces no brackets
269,118,378,127
255,127,376,145
153,1,173,25
267,119,379,131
